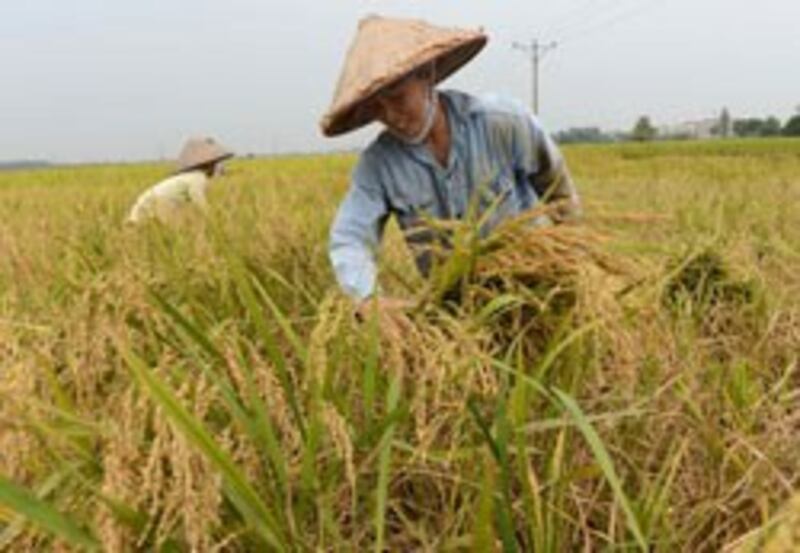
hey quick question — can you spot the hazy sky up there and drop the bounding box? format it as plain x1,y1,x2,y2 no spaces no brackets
1,0,799,162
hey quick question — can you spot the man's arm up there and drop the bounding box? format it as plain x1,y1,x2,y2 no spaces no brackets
515,111,582,223
530,136,581,223
186,176,210,212
329,155,390,300
127,185,157,223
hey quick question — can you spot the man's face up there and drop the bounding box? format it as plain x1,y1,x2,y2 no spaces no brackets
198,162,222,178
371,72,432,141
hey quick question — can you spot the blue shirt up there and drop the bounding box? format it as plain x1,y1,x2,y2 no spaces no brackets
329,90,580,300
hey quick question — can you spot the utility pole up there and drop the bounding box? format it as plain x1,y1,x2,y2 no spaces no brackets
513,39,558,115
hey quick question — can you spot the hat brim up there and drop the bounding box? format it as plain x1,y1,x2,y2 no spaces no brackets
176,152,234,174
321,34,487,137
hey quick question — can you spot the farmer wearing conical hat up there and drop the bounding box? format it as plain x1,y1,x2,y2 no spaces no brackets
322,16,581,309
127,137,233,224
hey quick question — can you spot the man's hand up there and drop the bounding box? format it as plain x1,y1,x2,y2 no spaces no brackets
356,296,415,319
355,296,416,340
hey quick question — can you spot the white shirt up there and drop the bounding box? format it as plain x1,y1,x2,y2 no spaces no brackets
127,170,210,223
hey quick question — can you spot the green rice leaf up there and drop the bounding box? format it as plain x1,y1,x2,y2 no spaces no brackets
552,388,648,551
374,372,402,553
0,476,99,550
122,348,288,551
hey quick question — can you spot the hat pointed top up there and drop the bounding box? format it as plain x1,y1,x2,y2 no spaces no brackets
320,15,487,137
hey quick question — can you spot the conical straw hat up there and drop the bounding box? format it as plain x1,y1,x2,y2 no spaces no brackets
320,16,487,137
176,137,234,173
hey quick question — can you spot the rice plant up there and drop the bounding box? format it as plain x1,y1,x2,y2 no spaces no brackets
1,140,798,551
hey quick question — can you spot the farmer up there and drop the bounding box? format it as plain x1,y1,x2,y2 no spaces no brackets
127,137,233,224
321,16,581,311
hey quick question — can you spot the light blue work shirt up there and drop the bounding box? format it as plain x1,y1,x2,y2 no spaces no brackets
329,90,579,300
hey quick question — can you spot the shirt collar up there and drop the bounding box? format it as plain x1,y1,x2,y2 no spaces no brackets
390,91,468,175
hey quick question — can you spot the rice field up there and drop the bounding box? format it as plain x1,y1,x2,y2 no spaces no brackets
1,139,799,551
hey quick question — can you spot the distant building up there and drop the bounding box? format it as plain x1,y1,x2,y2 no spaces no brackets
659,118,719,140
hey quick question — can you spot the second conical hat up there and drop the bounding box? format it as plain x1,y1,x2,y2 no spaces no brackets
320,16,487,137
175,137,234,173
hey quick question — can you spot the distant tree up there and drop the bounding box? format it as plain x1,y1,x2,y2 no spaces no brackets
554,127,613,144
718,108,732,138
783,115,800,136
733,118,766,138
735,116,787,138
761,117,782,137
0,160,51,171
631,116,657,142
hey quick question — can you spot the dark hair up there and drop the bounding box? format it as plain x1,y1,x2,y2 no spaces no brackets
414,62,435,81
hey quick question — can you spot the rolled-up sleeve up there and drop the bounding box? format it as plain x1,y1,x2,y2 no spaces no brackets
513,109,582,222
329,153,389,300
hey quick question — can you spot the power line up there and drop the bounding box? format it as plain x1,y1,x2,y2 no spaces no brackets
541,0,603,37
511,0,665,116
556,0,665,45
543,0,629,39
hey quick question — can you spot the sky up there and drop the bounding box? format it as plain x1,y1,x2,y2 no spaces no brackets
1,0,799,163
